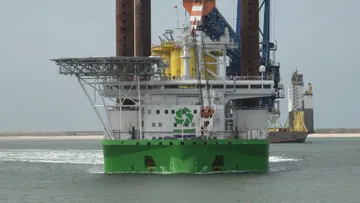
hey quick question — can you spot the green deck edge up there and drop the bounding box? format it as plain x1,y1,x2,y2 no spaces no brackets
102,139,269,174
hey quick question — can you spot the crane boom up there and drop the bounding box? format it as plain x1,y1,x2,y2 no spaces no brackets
182,0,241,76
182,0,216,35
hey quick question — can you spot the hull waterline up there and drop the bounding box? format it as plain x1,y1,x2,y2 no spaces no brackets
102,139,269,173
268,132,308,143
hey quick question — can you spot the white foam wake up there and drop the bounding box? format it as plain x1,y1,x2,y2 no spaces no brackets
0,149,103,165
0,149,301,165
269,156,301,163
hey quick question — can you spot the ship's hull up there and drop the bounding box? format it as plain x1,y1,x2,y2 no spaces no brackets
102,139,269,173
268,132,308,143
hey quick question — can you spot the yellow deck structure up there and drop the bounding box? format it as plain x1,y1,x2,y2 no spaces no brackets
151,42,221,79
268,111,308,133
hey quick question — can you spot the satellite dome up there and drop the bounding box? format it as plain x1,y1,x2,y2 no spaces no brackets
259,65,266,73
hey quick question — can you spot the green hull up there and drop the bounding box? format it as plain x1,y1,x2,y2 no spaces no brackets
102,139,269,173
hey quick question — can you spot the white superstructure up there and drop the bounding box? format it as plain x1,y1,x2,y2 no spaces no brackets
52,27,281,142
98,29,277,141
103,77,274,140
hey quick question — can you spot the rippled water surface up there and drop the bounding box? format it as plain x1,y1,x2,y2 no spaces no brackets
0,137,359,203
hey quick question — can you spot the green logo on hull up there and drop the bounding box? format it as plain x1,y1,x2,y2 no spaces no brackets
174,107,194,125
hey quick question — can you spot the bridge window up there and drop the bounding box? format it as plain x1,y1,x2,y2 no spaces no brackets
156,110,160,114
158,122,162,127
171,110,175,114
174,123,177,127
212,85,223,88
194,110,198,114
236,85,248,88
165,110,168,114
152,123,156,127
147,109,151,114
192,123,195,127
251,85,262,89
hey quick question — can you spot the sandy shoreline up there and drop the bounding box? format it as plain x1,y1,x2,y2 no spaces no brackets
308,133,360,138
0,135,103,141
0,133,360,141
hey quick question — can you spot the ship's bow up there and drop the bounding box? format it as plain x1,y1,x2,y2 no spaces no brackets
102,139,269,173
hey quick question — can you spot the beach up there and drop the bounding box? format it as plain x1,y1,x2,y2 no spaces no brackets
0,135,103,141
0,132,360,141
308,133,360,138
0,131,103,141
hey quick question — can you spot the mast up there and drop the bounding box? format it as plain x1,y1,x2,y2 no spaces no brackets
133,1,142,139
194,35,204,106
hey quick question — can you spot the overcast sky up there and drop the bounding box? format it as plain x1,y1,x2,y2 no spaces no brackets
0,0,358,131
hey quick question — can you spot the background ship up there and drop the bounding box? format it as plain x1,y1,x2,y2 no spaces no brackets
269,70,314,143
51,0,284,173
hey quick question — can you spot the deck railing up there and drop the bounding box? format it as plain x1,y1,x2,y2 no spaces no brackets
104,129,268,140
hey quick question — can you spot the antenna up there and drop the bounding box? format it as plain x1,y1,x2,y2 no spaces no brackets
174,5,179,29
185,6,188,27
134,1,137,57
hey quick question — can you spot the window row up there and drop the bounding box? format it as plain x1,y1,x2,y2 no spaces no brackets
151,122,196,127
148,109,198,115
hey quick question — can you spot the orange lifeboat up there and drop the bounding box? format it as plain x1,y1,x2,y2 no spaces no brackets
200,106,214,118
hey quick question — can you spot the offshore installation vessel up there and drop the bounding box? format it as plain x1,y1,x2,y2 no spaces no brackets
269,70,314,143
51,0,283,173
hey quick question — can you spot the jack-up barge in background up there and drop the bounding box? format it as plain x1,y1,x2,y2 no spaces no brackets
269,70,314,143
